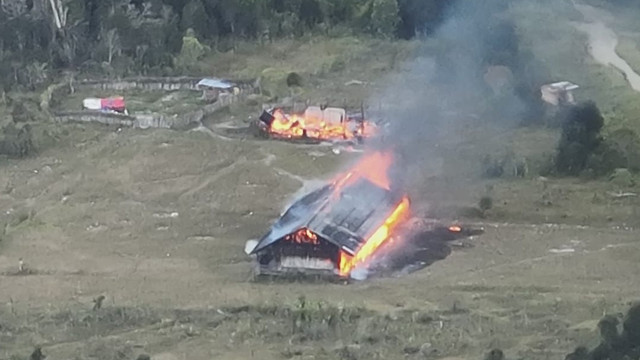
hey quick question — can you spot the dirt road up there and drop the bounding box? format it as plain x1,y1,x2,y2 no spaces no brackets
573,2,640,91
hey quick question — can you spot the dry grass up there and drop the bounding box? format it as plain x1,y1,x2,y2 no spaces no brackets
0,298,592,360
1,121,639,360
2,14,640,360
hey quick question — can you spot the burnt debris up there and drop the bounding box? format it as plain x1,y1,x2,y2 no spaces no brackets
367,223,484,277
255,106,376,144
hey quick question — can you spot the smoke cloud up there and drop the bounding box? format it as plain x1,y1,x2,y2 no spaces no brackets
367,0,547,197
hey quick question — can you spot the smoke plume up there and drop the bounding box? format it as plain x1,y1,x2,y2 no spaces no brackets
367,0,547,196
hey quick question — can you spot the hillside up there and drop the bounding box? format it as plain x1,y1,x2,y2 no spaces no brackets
1,0,640,360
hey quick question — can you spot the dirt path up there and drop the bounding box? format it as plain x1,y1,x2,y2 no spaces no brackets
573,2,640,91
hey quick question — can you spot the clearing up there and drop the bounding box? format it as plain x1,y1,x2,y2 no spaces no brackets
1,2,640,360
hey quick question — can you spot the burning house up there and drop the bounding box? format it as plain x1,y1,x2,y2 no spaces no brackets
248,152,409,278
256,106,378,143
247,151,484,279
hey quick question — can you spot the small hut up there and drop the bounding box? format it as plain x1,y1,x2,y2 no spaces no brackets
196,78,235,103
541,81,579,106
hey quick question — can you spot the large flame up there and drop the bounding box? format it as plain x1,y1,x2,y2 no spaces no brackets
328,151,411,277
268,108,377,141
338,197,411,276
332,151,393,191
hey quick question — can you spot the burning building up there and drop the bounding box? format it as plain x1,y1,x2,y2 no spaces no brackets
256,106,378,143
248,152,409,278
247,151,484,280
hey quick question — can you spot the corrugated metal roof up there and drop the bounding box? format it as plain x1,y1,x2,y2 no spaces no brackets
197,78,234,89
251,179,402,255
546,81,579,91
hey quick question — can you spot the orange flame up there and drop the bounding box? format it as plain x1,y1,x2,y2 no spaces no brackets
267,108,377,141
332,152,393,191
339,197,411,276
286,228,319,245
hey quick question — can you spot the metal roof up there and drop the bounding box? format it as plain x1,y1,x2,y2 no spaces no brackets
197,78,234,89
545,81,579,91
251,178,403,255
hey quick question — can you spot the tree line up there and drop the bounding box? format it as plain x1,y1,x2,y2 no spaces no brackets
0,0,454,90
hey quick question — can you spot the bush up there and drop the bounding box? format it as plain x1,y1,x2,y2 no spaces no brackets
286,72,303,87
0,124,35,157
367,0,400,37
174,29,210,71
481,155,505,178
479,196,493,214
555,101,604,175
606,128,640,172
565,302,640,360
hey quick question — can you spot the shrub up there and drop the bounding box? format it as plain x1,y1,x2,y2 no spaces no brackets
555,101,604,175
481,155,505,178
479,196,494,214
0,124,35,157
367,0,400,37
286,72,303,87
606,127,640,172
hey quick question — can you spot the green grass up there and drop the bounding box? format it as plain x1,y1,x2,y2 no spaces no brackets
54,89,206,115
511,0,640,135
616,36,640,75
0,300,572,360
195,36,420,107
199,36,418,79
46,36,419,118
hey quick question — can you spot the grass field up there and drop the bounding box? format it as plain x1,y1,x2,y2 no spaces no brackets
1,2,640,360
1,122,639,360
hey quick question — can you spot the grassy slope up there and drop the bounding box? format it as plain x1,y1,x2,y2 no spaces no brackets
3,13,640,360
198,36,421,107
512,0,640,134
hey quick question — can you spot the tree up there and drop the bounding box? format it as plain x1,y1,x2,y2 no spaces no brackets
181,0,209,39
299,0,323,28
104,28,120,65
174,28,209,71
369,0,399,37
479,196,493,215
605,128,640,171
396,0,447,38
555,101,605,175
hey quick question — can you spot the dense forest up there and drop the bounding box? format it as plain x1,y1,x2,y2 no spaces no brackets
0,0,454,90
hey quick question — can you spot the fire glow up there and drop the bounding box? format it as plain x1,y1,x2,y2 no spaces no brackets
285,228,319,245
332,151,393,191
249,150,416,279
338,196,411,276
331,151,411,277
267,108,377,141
